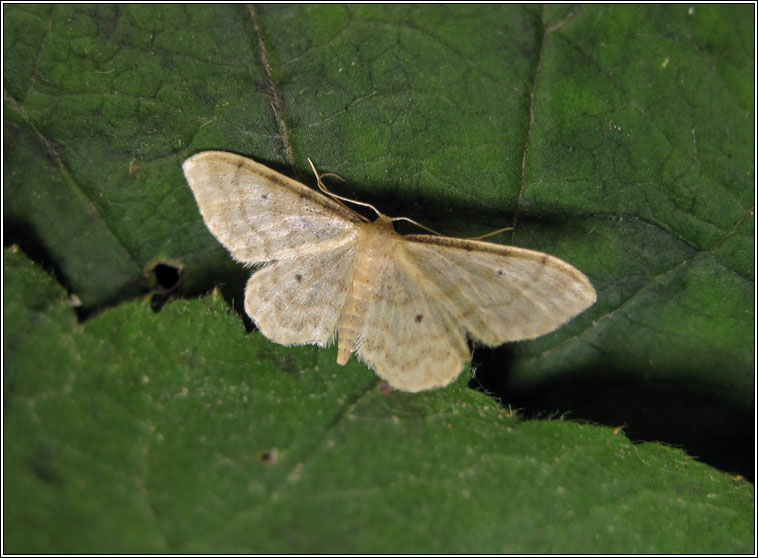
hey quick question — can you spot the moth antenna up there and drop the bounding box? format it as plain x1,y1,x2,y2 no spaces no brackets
307,159,510,241
465,226,514,241
307,158,375,222
390,216,443,236
319,172,346,183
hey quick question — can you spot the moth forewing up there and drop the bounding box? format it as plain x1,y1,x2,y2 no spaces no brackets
182,151,363,263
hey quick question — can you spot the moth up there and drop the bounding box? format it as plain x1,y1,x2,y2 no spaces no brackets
182,151,596,392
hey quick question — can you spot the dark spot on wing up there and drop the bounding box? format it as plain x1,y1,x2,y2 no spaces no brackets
267,175,287,188
415,314,423,323
295,274,302,283
261,193,269,200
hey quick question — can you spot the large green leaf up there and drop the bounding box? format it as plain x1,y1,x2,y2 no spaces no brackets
4,247,753,553
3,4,754,552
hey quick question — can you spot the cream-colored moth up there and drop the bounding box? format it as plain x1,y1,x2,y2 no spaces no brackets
183,151,596,392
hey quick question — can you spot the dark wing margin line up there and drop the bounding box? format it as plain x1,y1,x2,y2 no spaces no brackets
188,151,366,225
404,233,596,300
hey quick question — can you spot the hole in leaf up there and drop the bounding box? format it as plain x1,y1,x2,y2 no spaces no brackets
151,262,182,291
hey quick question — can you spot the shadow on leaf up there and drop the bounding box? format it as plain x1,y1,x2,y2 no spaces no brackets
471,346,754,481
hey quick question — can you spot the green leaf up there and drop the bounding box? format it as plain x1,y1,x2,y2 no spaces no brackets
3,4,753,552
4,247,753,553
